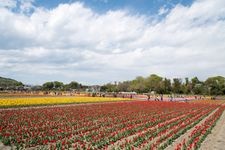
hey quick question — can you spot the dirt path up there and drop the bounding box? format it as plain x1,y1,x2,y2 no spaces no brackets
200,110,225,150
0,142,10,150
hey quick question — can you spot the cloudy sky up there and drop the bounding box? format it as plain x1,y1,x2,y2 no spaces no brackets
0,0,225,85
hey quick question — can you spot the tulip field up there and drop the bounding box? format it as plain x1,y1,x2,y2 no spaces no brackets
0,100,225,150
0,97,131,107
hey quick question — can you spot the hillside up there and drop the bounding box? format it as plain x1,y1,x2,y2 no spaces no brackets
0,76,23,88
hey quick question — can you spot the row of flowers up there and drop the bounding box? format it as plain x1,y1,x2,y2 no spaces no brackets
0,96,131,107
111,105,217,150
175,105,225,150
0,101,223,149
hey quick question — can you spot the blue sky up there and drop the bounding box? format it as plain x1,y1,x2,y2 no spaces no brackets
0,0,225,85
35,0,193,14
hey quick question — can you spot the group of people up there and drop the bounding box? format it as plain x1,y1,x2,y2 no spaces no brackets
146,94,190,102
147,94,164,101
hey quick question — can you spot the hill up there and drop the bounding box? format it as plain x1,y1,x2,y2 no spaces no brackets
0,76,23,89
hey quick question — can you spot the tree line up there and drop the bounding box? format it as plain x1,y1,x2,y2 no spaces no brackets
1,75,225,95
101,74,225,95
42,81,85,91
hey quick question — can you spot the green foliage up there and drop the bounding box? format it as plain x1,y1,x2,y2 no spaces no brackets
42,82,54,90
162,78,172,94
42,81,64,90
101,83,118,92
68,81,79,89
205,76,225,95
1,75,225,95
145,74,163,93
101,75,225,95
172,78,183,94
129,76,148,93
0,76,24,89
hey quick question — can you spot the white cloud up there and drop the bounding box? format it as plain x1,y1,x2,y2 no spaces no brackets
0,0,17,9
18,0,35,13
0,0,225,84
158,6,169,15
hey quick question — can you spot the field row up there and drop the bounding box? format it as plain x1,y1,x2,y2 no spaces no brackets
0,101,224,149
0,97,131,107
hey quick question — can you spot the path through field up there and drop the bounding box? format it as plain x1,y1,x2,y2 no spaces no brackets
0,142,10,150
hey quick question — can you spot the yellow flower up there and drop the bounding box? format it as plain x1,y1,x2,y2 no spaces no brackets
0,97,131,107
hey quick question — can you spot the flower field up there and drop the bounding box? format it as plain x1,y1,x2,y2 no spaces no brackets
174,106,225,150
0,97,131,107
0,101,224,149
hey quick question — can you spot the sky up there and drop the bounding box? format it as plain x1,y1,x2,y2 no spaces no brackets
0,0,225,85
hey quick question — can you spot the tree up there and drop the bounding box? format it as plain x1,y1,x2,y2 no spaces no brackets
191,77,200,85
16,82,24,86
145,74,163,93
205,76,225,95
162,78,172,94
68,81,79,89
184,77,191,94
42,81,64,90
191,77,200,90
54,81,64,90
192,84,205,95
189,77,204,94
117,81,130,92
172,78,183,94
129,76,147,93
42,82,54,90
99,75,225,95
102,83,118,92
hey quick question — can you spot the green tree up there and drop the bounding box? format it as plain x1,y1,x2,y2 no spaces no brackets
145,74,163,93
42,82,54,90
117,81,130,92
54,81,64,90
172,78,183,94
129,76,147,93
162,78,172,94
102,83,118,92
205,76,225,95
68,81,79,89
190,77,204,94
42,81,64,90
183,77,191,94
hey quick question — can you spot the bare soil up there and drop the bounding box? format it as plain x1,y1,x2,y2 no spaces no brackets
0,142,10,150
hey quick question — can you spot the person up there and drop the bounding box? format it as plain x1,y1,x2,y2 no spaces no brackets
160,94,163,101
155,95,159,101
170,95,173,101
147,95,150,101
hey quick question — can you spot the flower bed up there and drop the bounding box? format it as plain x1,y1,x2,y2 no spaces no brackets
0,101,223,149
0,97,131,107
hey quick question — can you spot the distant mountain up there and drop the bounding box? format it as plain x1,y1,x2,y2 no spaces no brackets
0,76,23,88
